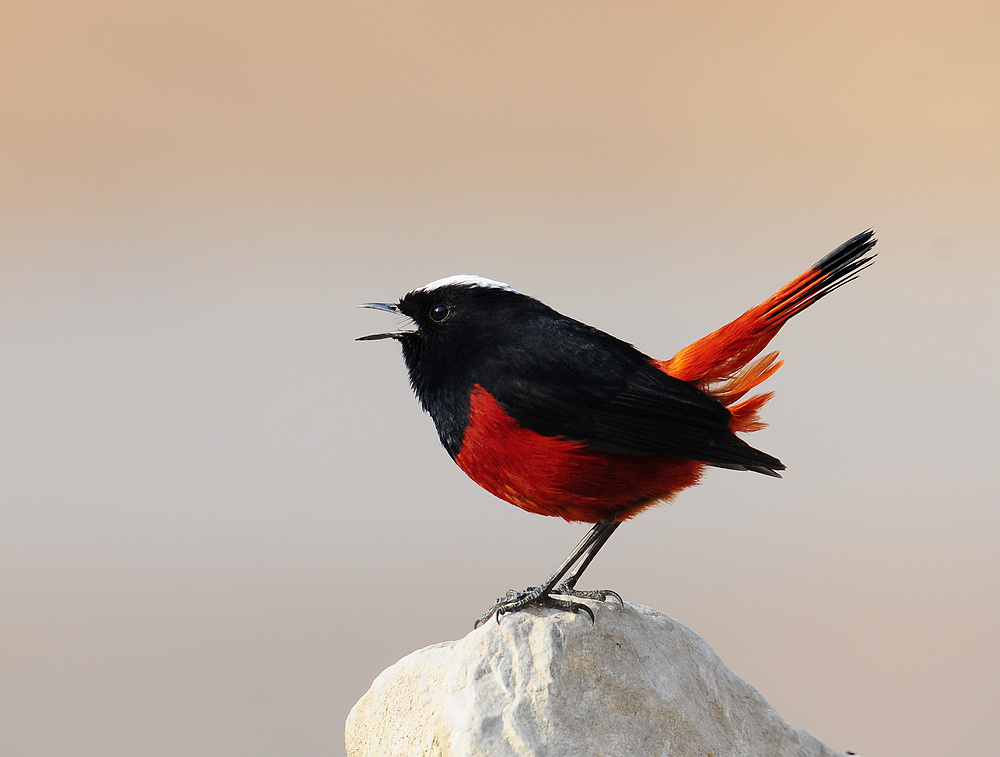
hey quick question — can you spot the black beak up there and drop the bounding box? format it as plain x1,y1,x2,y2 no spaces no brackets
356,302,417,341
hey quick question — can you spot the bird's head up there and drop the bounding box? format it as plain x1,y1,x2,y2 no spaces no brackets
357,275,543,392
358,274,528,349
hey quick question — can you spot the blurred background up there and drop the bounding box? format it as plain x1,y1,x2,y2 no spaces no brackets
3,3,998,755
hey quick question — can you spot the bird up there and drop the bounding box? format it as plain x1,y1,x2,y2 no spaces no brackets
358,230,876,626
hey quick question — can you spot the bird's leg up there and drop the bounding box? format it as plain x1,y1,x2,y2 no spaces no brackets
552,520,624,605
474,519,624,628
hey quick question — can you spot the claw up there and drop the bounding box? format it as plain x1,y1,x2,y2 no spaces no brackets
605,589,625,606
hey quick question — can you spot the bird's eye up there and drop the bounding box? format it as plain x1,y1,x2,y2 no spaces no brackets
429,304,450,322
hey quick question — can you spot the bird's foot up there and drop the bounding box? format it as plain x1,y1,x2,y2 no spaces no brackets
473,583,625,628
552,582,625,606
473,586,597,629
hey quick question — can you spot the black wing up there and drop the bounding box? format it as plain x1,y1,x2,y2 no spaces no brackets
483,317,783,474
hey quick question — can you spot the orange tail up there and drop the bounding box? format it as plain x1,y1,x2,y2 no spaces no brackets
655,230,876,432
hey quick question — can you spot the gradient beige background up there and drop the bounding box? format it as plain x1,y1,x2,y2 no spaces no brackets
3,3,998,756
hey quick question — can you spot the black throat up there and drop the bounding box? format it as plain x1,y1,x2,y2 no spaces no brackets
399,335,474,459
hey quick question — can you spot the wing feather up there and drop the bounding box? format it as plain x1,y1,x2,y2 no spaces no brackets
482,320,783,473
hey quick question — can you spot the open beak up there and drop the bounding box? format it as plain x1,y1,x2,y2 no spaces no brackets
356,302,418,341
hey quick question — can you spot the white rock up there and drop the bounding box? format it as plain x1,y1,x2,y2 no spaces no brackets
346,601,854,757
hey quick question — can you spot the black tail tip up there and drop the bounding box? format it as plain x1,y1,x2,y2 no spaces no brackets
815,229,877,276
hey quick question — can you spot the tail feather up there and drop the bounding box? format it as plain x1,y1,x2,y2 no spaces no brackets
656,230,876,432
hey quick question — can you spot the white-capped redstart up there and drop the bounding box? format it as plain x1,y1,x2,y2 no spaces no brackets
359,230,876,626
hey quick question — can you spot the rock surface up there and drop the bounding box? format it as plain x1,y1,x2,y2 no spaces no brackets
346,601,852,757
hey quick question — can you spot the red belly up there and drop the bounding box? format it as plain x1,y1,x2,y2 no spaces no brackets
455,386,704,523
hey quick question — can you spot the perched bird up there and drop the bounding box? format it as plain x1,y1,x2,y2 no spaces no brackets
358,230,876,626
